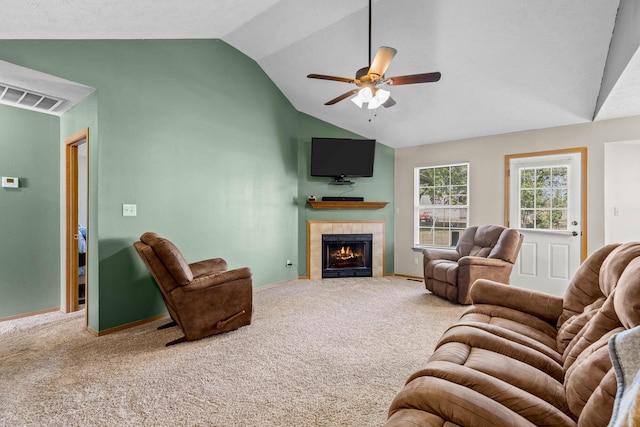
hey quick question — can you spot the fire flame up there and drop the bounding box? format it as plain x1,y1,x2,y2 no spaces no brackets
334,246,358,261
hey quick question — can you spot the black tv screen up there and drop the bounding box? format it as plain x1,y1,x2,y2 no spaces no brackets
310,137,376,181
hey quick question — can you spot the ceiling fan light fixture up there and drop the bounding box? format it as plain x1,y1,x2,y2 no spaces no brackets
367,88,391,110
357,86,373,102
375,88,391,103
351,96,364,108
368,97,381,110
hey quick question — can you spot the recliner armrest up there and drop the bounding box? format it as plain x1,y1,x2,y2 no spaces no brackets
189,258,228,277
469,279,564,325
181,267,252,292
422,247,460,262
458,256,512,267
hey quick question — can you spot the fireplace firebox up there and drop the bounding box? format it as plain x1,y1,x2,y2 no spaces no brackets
322,233,373,278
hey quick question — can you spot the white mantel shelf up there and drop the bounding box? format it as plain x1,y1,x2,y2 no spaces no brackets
308,201,388,209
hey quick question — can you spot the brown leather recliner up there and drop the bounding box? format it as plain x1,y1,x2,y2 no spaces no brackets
134,232,252,346
423,224,523,304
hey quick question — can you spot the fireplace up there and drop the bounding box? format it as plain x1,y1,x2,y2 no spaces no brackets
307,220,384,279
322,233,373,278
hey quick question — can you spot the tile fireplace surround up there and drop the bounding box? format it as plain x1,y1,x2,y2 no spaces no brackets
307,220,385,279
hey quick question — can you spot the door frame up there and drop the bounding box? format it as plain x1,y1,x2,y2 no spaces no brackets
64,128,89,317
504,147,588,262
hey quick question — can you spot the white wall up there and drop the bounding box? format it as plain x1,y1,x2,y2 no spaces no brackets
394,115,640,278
604,140,640,244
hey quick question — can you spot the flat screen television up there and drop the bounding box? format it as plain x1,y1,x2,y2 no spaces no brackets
310,137,376,183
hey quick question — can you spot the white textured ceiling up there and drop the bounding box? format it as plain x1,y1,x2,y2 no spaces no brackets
1,0,639,148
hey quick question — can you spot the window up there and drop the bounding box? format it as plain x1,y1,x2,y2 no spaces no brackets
518,166,568,230
415,163,469,247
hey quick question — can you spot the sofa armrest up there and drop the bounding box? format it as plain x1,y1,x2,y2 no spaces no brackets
469,279,564,325
423,247,460,262
189,257,228,277
181,267,252,292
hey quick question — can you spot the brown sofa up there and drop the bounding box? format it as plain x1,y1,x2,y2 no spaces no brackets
423,225,523,304
386,241,640,426
134,232,253,345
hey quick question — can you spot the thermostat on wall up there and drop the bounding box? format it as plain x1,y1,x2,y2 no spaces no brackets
2,177,19,188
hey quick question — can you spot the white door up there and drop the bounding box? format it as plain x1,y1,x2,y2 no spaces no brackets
507,150,584,296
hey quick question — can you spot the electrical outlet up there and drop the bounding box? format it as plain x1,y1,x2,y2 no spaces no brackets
122,204,137,217
413,258,420,265
286,259,293,267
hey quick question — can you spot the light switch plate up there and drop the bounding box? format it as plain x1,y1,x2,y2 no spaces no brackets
122,204,137,217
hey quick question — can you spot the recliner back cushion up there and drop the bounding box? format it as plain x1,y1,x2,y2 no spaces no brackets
456,225,505,258
140,232,193,285
488,229,521,263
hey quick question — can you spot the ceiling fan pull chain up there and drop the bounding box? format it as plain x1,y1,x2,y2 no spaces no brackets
368,107,378,122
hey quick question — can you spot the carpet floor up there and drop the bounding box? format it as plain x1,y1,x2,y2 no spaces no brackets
0,276,465,426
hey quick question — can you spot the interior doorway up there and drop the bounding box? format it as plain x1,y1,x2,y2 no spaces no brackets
64,128,89,321
604,140,640,244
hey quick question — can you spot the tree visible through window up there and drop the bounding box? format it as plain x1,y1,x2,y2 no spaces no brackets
415,163,469,246
519,166,568,230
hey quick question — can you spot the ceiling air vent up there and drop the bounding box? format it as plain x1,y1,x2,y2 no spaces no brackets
0,83,65,114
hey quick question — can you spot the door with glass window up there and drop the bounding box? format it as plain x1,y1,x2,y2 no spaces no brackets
507,149,585,296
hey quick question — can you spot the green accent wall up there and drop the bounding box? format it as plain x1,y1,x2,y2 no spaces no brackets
0,39,395,330
0,104,61,317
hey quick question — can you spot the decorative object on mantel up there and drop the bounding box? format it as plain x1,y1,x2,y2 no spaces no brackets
308,201,388,209
307,195,317,202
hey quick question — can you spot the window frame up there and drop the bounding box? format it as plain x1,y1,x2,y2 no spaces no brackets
414,162,470,248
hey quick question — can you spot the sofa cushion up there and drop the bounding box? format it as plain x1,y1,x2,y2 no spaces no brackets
459,307,559,352
600,244,640,298
614,257,640,329
557,244,620,328
391,343,575,426
435,325,565,382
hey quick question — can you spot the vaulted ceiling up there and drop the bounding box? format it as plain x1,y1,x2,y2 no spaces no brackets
2,0,640,148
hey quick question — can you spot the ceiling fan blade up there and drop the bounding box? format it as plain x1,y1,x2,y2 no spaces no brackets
382,97,396,108
368,46,397,77
307,74,355,84
325,89,359,105
385,72,441,86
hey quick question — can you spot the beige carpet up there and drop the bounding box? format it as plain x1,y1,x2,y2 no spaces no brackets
0,276,465,427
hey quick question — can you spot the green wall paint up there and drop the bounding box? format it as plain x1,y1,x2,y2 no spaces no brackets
296,113,395,275
0,39,395,330
0,104,60,317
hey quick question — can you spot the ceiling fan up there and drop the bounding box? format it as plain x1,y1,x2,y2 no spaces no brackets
307,0,441,109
